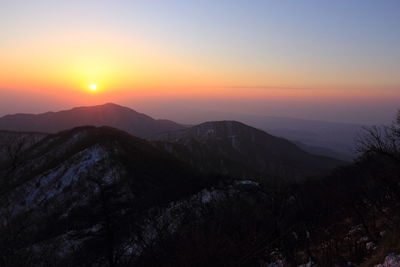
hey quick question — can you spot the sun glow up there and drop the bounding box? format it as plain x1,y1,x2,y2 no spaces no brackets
89,84,97,91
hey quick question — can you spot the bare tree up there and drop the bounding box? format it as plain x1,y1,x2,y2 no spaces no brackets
356,110,400,161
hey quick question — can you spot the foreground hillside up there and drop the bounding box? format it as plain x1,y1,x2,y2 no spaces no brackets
0,115,399,266
0,126,219,266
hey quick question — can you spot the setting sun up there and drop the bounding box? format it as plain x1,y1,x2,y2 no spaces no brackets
89,84,97,91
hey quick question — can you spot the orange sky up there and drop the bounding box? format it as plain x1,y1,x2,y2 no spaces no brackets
1,1,399,124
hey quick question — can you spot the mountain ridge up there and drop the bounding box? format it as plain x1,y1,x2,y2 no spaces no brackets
156,120,345,181
0,125,223,265
0,103,349,166
0,103,185,139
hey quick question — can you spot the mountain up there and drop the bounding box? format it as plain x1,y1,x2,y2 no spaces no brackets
0,126,288,267
0,130,47,164
241,115,363,160
230,115,363,161
0,103,348,182
1,125,398,266
145,108,364,160
156,121,345,181
0,103,185,139
293,140,352,161
0,126,222,266
0,103,357,161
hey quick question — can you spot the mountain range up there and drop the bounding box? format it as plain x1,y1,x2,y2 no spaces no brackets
167,110,364,160
0,103,345,181
0,103,398,266
0,103,361,161
0,103,184,139
156,120,343,180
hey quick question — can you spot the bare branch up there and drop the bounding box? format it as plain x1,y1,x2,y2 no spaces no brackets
356,110,400,161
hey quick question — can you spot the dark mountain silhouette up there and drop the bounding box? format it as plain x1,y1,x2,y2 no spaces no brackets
156,121,345,181
155,109,364,160
0,126,221,265
0,130,47,165
0,103,349,164
0,103,185,139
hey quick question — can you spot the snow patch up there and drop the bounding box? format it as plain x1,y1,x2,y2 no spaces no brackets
235,180,259,186
267,259,285,267
375,254,400,267
228,135,240,150
297,261,314,267
10,144,117,215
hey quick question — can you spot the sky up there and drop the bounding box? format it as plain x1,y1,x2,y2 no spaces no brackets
1,0,399,124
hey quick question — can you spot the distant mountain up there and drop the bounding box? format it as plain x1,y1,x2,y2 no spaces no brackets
0,104,366,160
0,103,185,139
0,103,352,164
156,121,345,181
293,140,352,161
156,109,363,160
239,116,363,160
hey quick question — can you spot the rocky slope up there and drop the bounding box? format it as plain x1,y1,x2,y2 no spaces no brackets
0,126,399,266
0,126,220,266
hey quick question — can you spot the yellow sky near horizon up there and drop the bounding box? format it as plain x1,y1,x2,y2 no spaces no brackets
2,27,399,100
1,0,399,124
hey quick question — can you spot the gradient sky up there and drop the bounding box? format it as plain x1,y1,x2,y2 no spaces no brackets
1,0,399,124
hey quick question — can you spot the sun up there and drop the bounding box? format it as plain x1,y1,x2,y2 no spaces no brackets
89,83,97,91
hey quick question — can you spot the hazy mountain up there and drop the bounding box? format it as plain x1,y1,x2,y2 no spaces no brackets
0,103,185,139
293,140,352,161
156,121,345,181
144,108,363,160
240,116,363,160
0,103,360,160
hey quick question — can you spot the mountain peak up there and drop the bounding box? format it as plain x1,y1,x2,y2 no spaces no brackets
173,120,273,140
71,102,138,113
198,120,248,127
197,120,259,131
0,103,185,138
92,102,131,110
101,102,122,107
158,119,344,180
